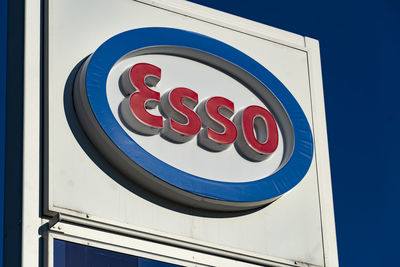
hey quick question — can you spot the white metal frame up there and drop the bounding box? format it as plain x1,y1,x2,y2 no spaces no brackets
46,221,297,267
22,0,42,266
305,38,338,267
135,0,305,50
21,0,338,266
46,213,306,267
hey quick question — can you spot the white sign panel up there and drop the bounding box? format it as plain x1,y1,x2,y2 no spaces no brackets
73,27,313,212
44,0,336,266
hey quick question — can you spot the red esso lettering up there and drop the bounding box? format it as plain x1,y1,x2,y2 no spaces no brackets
160,87,202,143
233,106,279,162
197,97,237,152
120,63,163,135
120,63,279,162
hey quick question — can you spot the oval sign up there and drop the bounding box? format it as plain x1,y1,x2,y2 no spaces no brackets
73,27,314,211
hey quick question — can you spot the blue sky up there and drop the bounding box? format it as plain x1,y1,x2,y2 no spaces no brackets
187,0,400,266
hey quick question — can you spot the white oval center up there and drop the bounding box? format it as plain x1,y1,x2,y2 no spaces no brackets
106,54,284,182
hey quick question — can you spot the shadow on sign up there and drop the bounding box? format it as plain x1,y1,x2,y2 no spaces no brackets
62,58,264,218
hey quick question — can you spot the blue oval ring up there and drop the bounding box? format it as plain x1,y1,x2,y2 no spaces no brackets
84,27,313,203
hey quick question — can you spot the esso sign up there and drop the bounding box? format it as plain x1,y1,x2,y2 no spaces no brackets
73,28,314,211
119,62,278,162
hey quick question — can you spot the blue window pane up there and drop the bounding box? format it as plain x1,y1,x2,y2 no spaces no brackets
54,239,182,267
